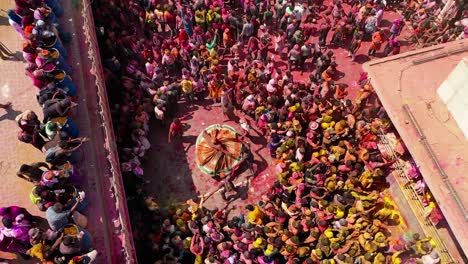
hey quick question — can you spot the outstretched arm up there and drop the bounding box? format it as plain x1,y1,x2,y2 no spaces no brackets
68,197,82,216
73,137,90,151
35,162,50,170
45,232,64,258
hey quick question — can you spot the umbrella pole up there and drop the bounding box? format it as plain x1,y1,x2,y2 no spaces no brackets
198,183,225,202
198,174,236,203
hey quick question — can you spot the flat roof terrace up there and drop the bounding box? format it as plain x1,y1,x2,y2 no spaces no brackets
364,39,468,258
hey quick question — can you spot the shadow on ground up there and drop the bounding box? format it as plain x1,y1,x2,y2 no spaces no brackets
143,99,199,209
0,15,8,26
0,107,22,122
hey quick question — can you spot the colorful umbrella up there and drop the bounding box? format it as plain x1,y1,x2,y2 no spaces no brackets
195,124,243,178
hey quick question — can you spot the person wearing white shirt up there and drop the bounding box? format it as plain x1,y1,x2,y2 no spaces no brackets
421,251,441,264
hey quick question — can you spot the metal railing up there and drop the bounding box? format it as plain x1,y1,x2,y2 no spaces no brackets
402,104,468,221
378,130,457,263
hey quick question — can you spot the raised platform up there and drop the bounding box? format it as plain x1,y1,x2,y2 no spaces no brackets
364,39,468,262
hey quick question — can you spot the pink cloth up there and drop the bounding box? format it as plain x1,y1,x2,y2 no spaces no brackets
23,51,37,63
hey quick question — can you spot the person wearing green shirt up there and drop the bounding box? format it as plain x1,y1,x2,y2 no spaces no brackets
264,8,273,25
206,34,218,51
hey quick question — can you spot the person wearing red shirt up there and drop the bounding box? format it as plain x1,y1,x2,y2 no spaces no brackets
168,118,184,144
164,6,177,37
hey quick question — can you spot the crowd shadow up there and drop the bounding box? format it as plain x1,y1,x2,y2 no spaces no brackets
223,178,250,206
0,15,8,26
274,60,288,70
399,40,411,47
13,51,24,61
183,135,197,152
234,183,249,200
0,54,21,61
190,96,214,111
354,54,371,64
249,134,267,150
0,107,22,122
333,69,346,80
143,117,199,208
252,152,268,174
379,19,392,28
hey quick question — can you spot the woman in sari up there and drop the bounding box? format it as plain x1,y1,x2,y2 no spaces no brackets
368,30,385,56
36,48,71,74
1,218,31,244
22,42,37,63
0,234,30,259
16,110,46,151
209,77,224,103
0,206,34,226
0,218,31,257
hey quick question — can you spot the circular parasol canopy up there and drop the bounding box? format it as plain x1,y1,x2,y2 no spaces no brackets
195,124,243,177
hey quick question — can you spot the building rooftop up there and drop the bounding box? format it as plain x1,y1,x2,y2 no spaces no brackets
364,39,468,258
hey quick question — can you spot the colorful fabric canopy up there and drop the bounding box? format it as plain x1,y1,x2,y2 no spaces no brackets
195,124,243,177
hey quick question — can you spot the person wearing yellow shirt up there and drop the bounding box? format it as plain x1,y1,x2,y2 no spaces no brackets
374,232,388,248
246,204,266,225
297,246,311,258
413,237,434,256
194,9,206,30
391,250,403,264
264,244,278,257
154,5,165,33
373,252,386,264
180,78,194,103
252,237,267,249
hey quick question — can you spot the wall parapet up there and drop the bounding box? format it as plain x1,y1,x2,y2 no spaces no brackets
80,0,138,263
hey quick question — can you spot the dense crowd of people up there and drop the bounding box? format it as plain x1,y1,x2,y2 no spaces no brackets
401,0,467,46
2,0,98,263
88,0,466,263
2,0,465,263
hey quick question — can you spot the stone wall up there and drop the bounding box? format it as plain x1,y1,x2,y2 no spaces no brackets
79,0,138,262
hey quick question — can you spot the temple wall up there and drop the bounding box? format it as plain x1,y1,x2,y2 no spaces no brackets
77,0,138,262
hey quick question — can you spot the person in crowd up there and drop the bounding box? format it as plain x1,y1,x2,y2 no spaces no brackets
368,29,385,56
45,196,84,231
168,118,184,144
4,1,98,261
16,110,46,151
6,0,453,263
16,162,50,183
348,31,363,61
